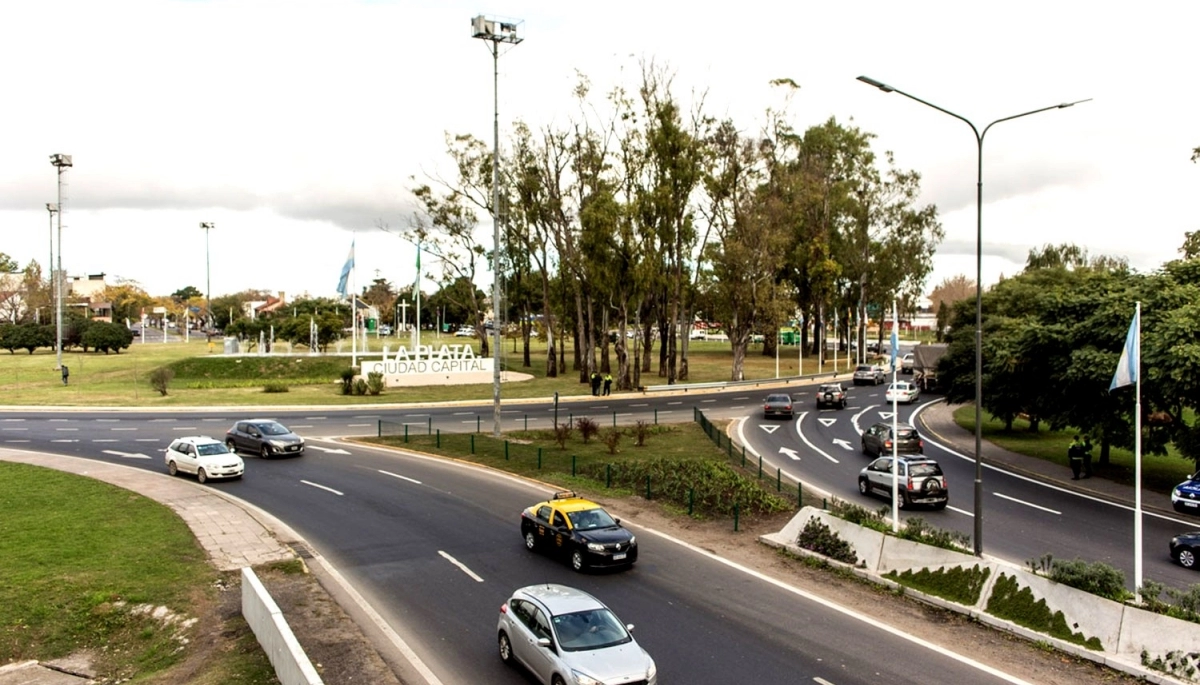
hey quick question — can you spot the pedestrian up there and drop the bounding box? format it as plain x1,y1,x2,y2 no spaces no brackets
590,371,601,396
1081,436,1094,479
603,372,613,396
61,364,69,386
1068,435,1083,480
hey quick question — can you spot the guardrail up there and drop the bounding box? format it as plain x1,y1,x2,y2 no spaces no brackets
242,567,324,685
642,370,841,393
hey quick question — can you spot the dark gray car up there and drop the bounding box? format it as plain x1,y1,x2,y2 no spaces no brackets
860,421,923,457
225,419,305,458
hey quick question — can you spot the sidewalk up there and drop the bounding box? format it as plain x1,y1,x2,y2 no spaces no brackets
916,401,1175,517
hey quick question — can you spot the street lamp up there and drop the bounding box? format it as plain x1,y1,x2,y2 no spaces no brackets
49,154,72,371
200,222,214,333
471,13,523,438
856,76,1089,556
45,203,57,312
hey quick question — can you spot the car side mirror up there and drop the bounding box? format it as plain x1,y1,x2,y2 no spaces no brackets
537,637,552,649
626,623,635,632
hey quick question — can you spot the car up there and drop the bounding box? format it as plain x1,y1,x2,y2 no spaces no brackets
378,324,393,336
858,455,948,510
762,393,794,420
165,436,244,483
689,329,707,340
815,383,847,409
1171,532,1200,570
901,353,915,374
454,326,475,337
884,381,920,405
497,584,657,685
520,491,638,572
861,421,924,457
852,364,885,386
1172,472,1200,513
225,419,305,458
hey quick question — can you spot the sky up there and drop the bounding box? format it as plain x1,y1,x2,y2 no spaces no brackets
1,0,1196,304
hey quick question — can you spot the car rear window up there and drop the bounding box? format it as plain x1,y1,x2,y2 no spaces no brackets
896,429,918,440
910,463,942,477
856,365,872,372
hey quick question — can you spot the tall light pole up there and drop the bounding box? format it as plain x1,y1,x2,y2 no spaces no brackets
857,76,1089,556
471,13,523,438
49,154,72,371
200,222,214,332
45,203,57,311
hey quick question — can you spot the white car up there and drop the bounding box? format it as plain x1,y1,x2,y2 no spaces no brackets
454,326,476,338
885,381,920,404
498,584,657,685
901,353,915,374
165,436,244,483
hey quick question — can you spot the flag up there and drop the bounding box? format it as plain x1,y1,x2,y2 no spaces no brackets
336,240,355,298
889,307,899,369
1110,307,1139,390
415,243,421,288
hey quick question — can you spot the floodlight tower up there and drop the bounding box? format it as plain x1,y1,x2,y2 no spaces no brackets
45,203,57,305
200,222,214,331
471,13,523,438
49,154,72,371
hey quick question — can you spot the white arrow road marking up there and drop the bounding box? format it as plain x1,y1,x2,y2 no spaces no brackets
831,439,853,451
994,492,1061,515
102,450,151,459
302,480,344,496
438,551,484,582
793,412,839,464
878,411,895,420
779,447,800,460
817,418,837,427
308,445,351,454
760,425,780,434
379,470,422,485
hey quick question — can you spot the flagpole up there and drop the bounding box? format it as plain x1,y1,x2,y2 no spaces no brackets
351,239,358,368
1134,300,1143,600
891,300,900,532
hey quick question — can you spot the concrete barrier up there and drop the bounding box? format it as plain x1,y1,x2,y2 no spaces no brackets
241,567,324,685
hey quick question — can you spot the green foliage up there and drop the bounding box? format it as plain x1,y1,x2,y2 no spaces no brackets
1142,649,1200,680
1136,579,1200,625
826,500,969,552
576,458,791,518
353,378,368,396
262,382,289,394
1045,557,1130,602
0,323,53,354
985,573,1103,650
80,322,134,354
886,564,990,606
553,424,572,449
796,518,858,565
340,368,357,395
602,429,621,455
366,371,385,396
148,367,174,396
632,420,650,447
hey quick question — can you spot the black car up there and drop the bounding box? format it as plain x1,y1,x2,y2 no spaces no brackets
225,419,305,458
520,491,637,572
1171,532,1200,570
861,422,924,457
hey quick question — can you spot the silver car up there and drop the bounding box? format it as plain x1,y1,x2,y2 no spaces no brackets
498,584,657,685
852,364,884,386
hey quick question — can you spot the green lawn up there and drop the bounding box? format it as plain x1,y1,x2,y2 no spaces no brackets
952,405,1195,494
0,462,277,683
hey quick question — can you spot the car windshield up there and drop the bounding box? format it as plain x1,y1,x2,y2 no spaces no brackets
552,608,632,652
567,508,618,530
910,463,942,478
197,443,230,456
820,385,839,392
255,422,291,436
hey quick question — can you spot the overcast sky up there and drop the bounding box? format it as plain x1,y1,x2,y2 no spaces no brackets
2,0,1195,303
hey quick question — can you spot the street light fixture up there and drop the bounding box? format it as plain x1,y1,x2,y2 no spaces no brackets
45,203,57,316
49,154,72,371
471,13,523,438
856,76,1089,556
200,222,214,333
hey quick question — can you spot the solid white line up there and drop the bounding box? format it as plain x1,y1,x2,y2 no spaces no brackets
438,551,484,582
850,404,876,436
379,470,422,485
794,412,839,464
735,418,761,459
994,492,1061,515
814,678,837,685
347,423,371,427
947,505,974,517
110,427,137,431
301,480,344,496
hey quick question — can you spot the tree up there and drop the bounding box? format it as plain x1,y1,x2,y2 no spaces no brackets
928,275,975,314
100,282,153,327
81,322,134,354
171,286,203,302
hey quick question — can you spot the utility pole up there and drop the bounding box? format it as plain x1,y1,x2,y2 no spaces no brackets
49,154,72,371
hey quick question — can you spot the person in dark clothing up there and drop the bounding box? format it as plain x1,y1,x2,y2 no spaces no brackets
603,373,613,396
1081,436,1094,478
1068,435,1083,480
61,365,69,386
590,371,601,396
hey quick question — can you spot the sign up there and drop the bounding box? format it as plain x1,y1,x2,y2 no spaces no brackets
362,344,495,387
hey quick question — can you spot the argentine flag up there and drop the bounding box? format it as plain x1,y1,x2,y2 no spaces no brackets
1109,306,1139,391
336,240,355,298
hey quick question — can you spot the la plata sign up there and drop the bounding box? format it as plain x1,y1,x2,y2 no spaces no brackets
362,344,494,387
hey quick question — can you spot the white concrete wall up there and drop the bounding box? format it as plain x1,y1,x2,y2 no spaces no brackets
241,567,324,685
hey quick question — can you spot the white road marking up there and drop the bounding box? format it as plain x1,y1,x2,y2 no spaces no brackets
308,445,351,455
301,480,344,496
5,440,31,443
814,677,837,685
631,403,649,407
92,439,118,443
793,412,839,464
2,428,28,431
779,447,801,460
96,419,118,423
347,423,371,428
55,428,78,431
1,419,25,422
592,405,609,409
453,411,474,415
817,418,837,427
110,427,137,431
994,492,1061,515
379,470,422,485
404,414,429,418
878,411,895,420
135,438,159,442
171,427,198,431
658,410,675,414
51,439,79,443
149,418,176,422
732,396,750,401
49,419,69,422
760,425,779,434
304,416,327,420
668,401,682,405
947,505,974,517
102,450,151,460
831,439,853,451
438,551,484,582
850,405,876,436
352,415,380,419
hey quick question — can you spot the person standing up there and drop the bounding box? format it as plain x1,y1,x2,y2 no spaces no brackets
1081,436,1094,479
61,365,69,386
1068,435,1083,480
603,372,613,396
590,371,601,396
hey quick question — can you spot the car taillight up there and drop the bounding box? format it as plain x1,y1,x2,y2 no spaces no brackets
500,603,508,614
919,440,924,449
884,440,892,449
906,477,913,491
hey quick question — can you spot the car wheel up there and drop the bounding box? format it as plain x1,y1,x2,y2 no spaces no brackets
167,461,178,476
1180,547,1197,569
896,490,908,509
571,550,586,572
261,445,271,459
225,439,237,453
932,501,947,511
197,468,208,484
552,676,567,685
861,441,870,456
524,531,537,551
840,400,846,409
498,631,514,664
858,478,870,496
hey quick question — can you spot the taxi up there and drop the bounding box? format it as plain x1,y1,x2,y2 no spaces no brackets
520,490,638,572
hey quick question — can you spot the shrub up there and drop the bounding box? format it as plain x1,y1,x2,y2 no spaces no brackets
366,371,385,396
796,518,857,565
632,420,650,447
886,564,991,606
575,417,600,444
895,516,971,552
353,378,368,396
148,367,174,396
1046,557,1130,602
80,321,134,354
262,382,289,393
576,457,790,518
553,424,573,449
340,368,357,395
602,430,621,455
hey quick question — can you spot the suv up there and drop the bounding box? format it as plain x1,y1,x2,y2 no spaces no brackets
815,383,847,409
861,421,923,457
858,455,948,509
1172,472,1200,514
852,364,884,386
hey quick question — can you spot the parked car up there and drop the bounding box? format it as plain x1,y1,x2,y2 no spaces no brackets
901,353,915,374
1172,472,1200,513
762,393,795,420
815,383,847,409
861,421,924,457
689,329,707,340
165,436,244,483
858,455,948,510
454,326,476,337
378,324,393,336
498,584,657,685
1170,532,1200,570
884,381,920,405
520,490,637,572
852,364,885,386
225,419,305,458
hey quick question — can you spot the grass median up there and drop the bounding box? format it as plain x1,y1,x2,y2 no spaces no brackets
0,462,277,683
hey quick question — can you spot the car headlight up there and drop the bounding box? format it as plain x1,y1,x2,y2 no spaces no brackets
587,542,605,552
1174,488,1182,497
647,661,657,679
628,535,636,545
269,439,287,448
572,671,603,685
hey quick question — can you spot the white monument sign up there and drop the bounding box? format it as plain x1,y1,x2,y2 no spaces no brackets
362,344,494,387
